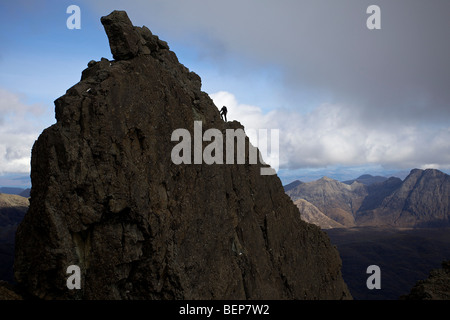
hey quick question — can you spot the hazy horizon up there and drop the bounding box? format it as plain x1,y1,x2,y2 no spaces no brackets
2,166,447,190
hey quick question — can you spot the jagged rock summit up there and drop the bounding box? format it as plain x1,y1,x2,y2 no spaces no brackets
14,11,350,300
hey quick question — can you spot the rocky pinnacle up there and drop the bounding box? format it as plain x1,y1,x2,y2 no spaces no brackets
14,11,351,300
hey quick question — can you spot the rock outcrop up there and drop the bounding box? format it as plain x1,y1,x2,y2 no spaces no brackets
283,180,303,192
0,281,23,300
401,261,450,300
14,11,350,300
286,177,367,227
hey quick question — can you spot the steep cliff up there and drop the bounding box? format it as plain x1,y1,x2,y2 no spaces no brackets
14,11,350,300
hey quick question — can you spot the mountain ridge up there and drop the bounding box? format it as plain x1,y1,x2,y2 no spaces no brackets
287,168,450,229
287,175,367,228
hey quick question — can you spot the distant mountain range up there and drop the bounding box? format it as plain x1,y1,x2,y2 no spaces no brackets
286,170,450,299
0,188,30,198
285,169,450,229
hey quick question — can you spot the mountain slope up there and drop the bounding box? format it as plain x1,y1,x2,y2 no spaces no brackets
357,177,403,213
14,11,350,300
286,177,367,227
294,199,344,229
356,169,450,228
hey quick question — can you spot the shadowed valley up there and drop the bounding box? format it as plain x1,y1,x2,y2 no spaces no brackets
285,169,450,299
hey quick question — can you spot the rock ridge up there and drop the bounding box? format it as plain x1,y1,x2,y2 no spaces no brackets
14,10,350,300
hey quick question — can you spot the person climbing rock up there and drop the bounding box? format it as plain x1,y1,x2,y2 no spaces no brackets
220,106,228,122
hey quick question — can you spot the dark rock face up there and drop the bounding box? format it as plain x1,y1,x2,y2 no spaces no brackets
14,11,350,300
100,11,141,60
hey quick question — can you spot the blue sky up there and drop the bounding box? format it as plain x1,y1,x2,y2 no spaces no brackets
1,0,450,188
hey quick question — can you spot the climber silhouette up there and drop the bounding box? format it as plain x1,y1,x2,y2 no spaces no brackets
220,106,228,122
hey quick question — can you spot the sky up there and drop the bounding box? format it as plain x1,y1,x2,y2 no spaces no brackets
1,0,450,187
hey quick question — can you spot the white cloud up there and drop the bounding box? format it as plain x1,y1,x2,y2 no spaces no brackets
210,91,267,127
0,88,46,174
84,1,450,174
211,91,450,171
